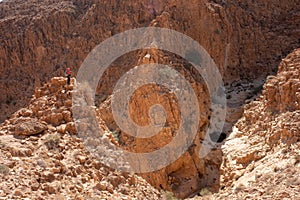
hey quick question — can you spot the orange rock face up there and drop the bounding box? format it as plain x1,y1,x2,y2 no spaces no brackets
97,61,216,198
0,77,161,199
0,0,299,123
0,0,300,199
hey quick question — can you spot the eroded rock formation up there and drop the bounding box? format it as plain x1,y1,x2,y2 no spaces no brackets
97,51,218,198
190,49,300,199
1,0,299,122
0,77,161,199
0,0,299,199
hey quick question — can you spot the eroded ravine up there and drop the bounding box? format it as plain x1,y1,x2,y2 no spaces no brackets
0,0,299,199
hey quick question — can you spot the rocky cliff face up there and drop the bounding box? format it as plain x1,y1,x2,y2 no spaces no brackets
220,49,300,199
1,49,299,199
1,0,299,122
0,77,161,199
190,49,300,199
96,52,218,198
0,0,299,199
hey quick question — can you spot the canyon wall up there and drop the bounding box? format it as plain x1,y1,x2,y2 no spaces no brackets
1,0,299,122
0,0,299,198
191,48,300,200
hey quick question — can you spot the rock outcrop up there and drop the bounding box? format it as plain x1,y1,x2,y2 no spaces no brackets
0,0,299,122
96,56,220,198
0,77,161,199
0,0,299,199
190,49,300,199
14,118,47,136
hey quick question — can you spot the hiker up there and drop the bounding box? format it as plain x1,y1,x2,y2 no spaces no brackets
65,67,71,85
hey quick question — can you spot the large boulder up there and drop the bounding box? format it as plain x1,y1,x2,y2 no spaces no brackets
14,119,47,136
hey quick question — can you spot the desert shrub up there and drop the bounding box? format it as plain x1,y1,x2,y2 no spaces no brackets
200,187,211,196
0,140,5,148
162,191,178,200
111,130,120,142
44,134,60,149
0,164,9,174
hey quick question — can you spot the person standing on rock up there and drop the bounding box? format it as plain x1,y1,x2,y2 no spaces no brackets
65,67,72,85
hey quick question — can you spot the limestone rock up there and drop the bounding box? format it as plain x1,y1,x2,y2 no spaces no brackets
0,1,299,199
94,182,107,191
43,183,56,194
15,108,33,118
42,113,64,126
13,189,23,197
76,155,86,165
41,171,55,183
62,111,72,123
57,124,66,134
14,119,47,136
0,0,299,125
206,49,300,200
65,122,77,134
